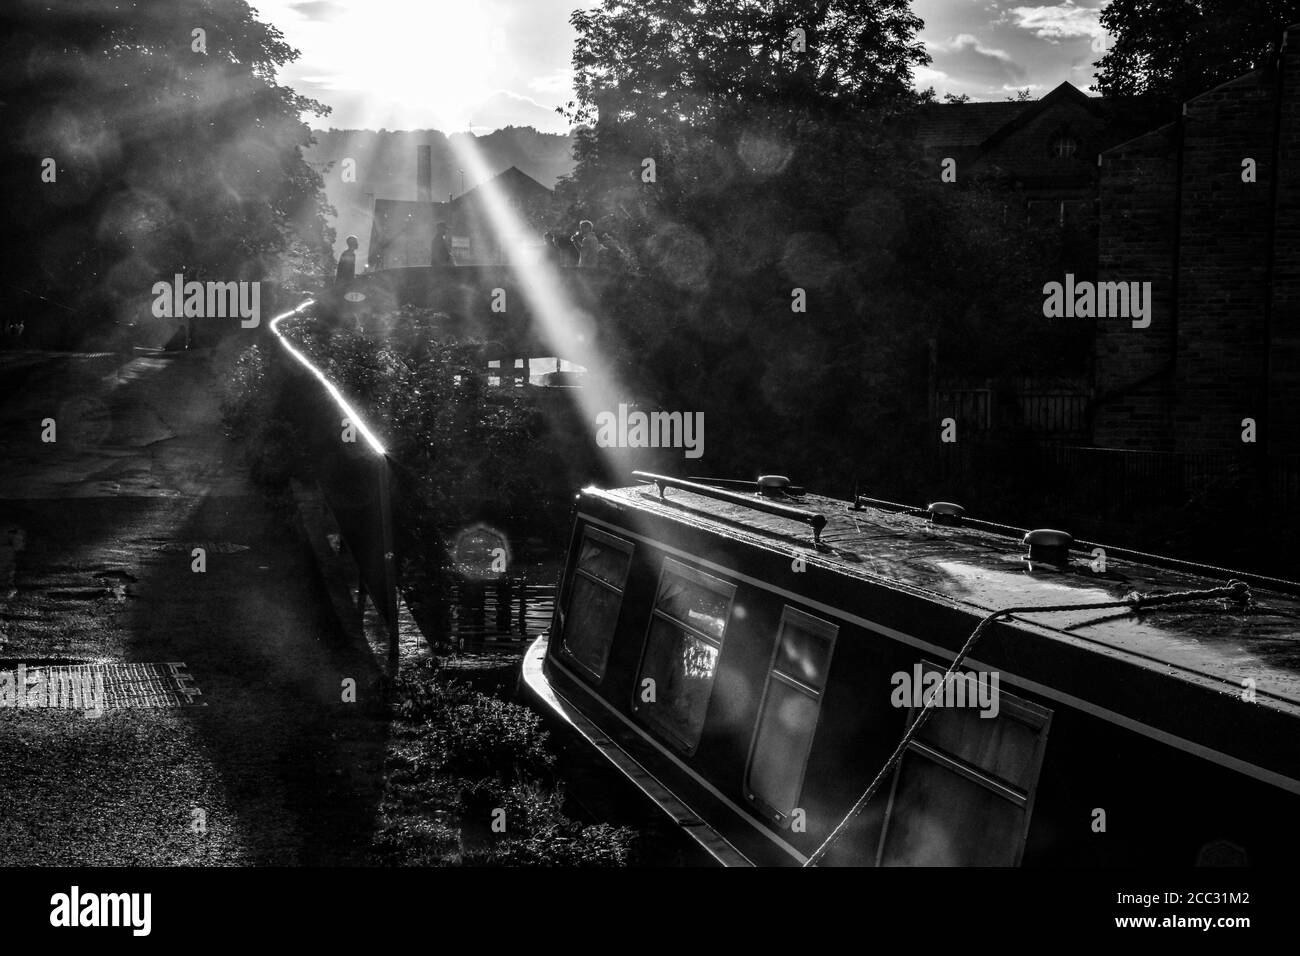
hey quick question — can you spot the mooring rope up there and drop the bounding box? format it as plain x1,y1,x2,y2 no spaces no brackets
802,579,1254,867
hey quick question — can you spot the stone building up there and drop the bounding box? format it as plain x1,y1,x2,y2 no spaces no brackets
914,81,1160,227
368,163,554,269
916,83,1163,439
1092,27,1300,459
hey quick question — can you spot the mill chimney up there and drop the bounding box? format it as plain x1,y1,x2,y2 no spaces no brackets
416,145,432,202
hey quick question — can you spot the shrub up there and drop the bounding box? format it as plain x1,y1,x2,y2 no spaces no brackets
430,693,554,782
489,824,634,867
458,780,634,867
459,778,564,832
218,343,308,487
277,304,590,584
218,344,273,434
389,671,552,781
390,659,460,723
369,812,460,866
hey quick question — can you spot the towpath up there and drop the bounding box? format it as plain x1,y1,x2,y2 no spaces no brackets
0,346,388,864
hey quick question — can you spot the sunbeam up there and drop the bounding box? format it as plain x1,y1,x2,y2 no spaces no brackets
445,134,634,477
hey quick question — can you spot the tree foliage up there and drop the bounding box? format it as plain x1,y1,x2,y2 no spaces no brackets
1095,0,1299,102
558,0,1076,495
0,0,335,344
277,307,585,541
567,0,928,130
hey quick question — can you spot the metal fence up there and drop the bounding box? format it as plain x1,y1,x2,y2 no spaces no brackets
934,377,1090,436
1018,390,1090,435
934,387,993,432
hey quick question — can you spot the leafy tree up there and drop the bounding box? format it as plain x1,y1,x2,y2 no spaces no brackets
567,0,928,129
559,0,930,234
1095,0,1298,102
0,0,334,345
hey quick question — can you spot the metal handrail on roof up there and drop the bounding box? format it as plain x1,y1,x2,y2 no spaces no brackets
632,471,828,544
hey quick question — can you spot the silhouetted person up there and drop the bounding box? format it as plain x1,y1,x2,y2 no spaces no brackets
572,220,602,267
432,222,455,265
556,230,579,266
336,235,358,283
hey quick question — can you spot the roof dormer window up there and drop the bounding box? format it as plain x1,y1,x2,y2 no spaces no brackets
1051,131,1079,160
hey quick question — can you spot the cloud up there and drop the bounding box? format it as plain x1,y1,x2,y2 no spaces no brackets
927,33,1016,63
289,1,344,20
1006,2,1104,43
925,32,1027,83
529,69,575,95
469,90,569,133
914,65,951,85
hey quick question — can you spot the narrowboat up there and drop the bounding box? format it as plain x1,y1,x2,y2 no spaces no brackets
520,471,1300,866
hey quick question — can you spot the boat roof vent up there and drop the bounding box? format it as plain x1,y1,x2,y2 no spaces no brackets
927,501,965,526
757,475,790,497
1024,528,1073,567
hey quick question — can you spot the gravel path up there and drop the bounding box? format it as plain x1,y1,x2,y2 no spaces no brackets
0,346,390,865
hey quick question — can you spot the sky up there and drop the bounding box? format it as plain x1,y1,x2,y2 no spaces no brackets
253,0,1111,133
914,0,1109,101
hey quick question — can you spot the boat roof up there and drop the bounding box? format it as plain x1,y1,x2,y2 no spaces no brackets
586,481,1300,712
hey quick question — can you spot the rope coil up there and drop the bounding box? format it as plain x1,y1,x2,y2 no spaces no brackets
802,580,1253,867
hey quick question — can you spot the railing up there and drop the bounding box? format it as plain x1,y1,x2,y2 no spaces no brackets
934,386,993,432
933,377,1090,435
267,300,400,640
1018,390,1089,434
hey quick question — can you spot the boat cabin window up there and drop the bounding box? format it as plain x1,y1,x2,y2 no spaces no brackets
876,662,1051,867
559,526,633,682
745,607,839,824
633,558,736,754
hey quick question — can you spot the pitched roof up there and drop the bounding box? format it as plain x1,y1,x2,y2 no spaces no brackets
450,165,553,208
914,82,1104,151
914,100,1026,149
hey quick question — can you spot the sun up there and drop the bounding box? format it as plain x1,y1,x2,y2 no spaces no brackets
282,0,499,130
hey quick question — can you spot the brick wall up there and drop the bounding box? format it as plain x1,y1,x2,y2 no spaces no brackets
1271,33,1300,456
1093,127,1178,449
1174,71,1274,454
1094,34,1300,457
